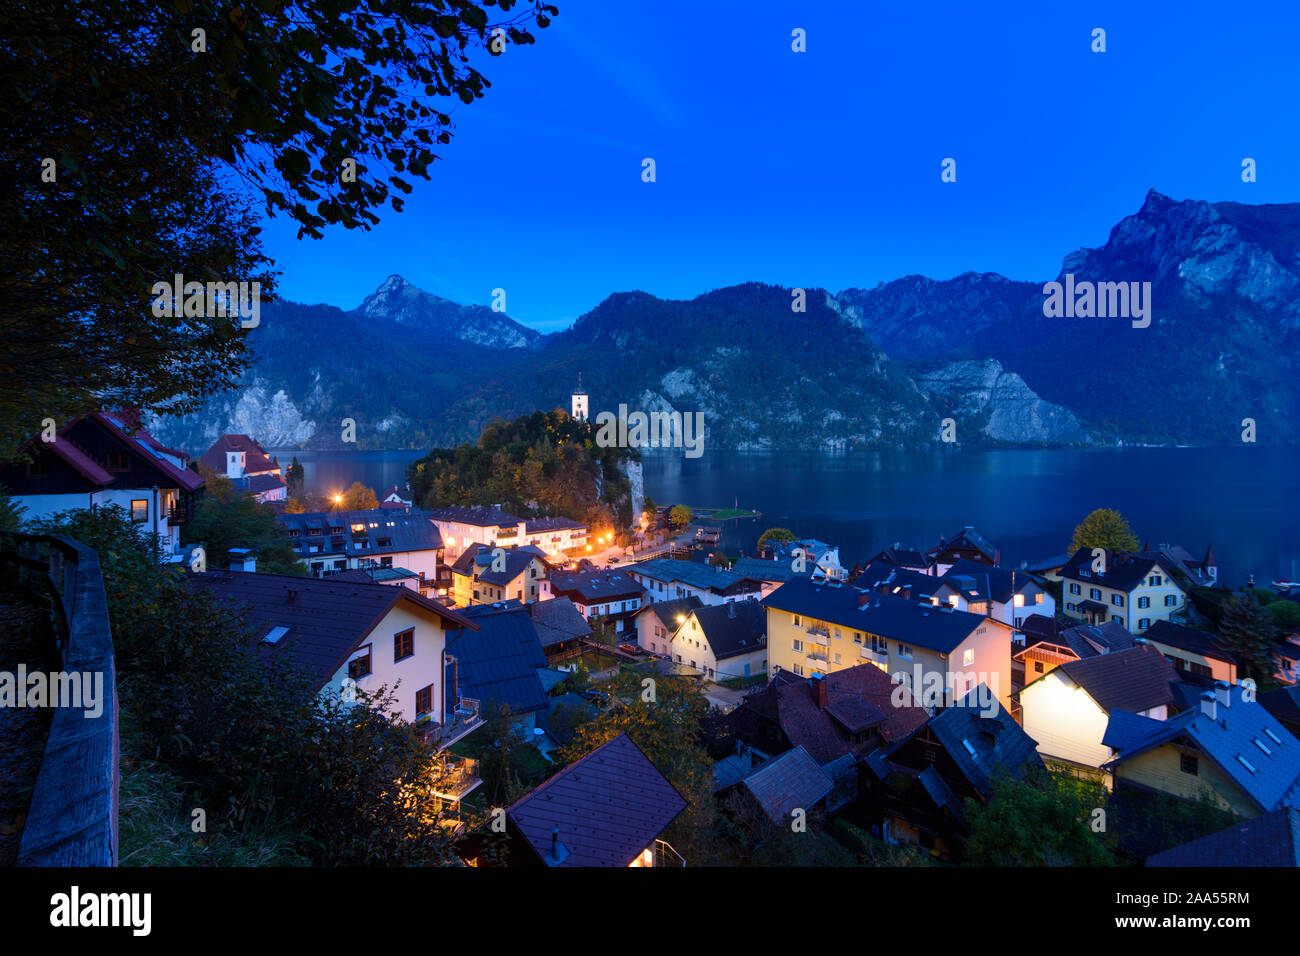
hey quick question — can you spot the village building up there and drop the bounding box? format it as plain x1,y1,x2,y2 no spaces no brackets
1058,546,1188,633
199,434,287,503
450,543,549,607
627,557,761,606
547,569,646,634
278,508,445,595
668,599,767,681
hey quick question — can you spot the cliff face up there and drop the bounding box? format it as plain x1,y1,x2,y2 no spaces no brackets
912,358,1093,445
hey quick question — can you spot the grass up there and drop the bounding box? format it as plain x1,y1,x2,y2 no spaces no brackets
717,674,767,691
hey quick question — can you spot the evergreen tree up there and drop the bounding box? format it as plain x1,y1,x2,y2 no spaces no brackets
1218,591,1279,683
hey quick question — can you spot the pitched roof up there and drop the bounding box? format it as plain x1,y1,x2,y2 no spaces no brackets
1143,620,1236,664
1053,644,1179,714
189,569,474,689
1059,546,1183,593
507,733,686,866
427,504,523,528
628,558,757,594
279,509,444,559
548,569,645,603
929,526,999,563
528,597,593,648
93,411,204,491
740,745,833,824
451,543,546,586
939,559,1037,604
688,600,766,661
763,577,988,655
1104,685,1300,814
731,557,809,585
925,685,1042,796
445,604,548,716
1261,685,1300,730
524,516,588,534
1147,807,1300,867
1057,621,1136,659
850,562,942,600
199,434,278,475
868,546,932,569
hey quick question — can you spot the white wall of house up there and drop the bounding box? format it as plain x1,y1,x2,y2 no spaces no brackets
630,573,753,607
432,519,527,561
635,609,680,654
320,604,449,725
1020,669,1168,770
17,488,183,558
668,617,766,681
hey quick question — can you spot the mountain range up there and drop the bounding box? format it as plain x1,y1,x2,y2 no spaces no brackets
148,190,1300,453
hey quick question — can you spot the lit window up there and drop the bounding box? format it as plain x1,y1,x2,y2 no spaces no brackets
963,648,975,666
1013,594,1024,607
130,499,148,523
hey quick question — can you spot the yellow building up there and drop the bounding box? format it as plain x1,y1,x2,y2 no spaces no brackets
763,578,1014,713
1059,547,1187,634
451,543,549,607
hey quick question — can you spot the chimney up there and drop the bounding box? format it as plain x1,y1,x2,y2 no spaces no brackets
285,587,298,605
228,548,257,573
859,592,871,608
811,674,829,708
551,826,559,860
1214,680,1231,708
898,586,911,600
1199,691,1216,720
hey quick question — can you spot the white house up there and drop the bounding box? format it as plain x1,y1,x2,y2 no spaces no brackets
199,434,287,503
933,559,1055,637
627,558,761,607
670,599,767,682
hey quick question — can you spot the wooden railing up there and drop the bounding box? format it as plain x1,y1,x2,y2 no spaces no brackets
0,532,119,867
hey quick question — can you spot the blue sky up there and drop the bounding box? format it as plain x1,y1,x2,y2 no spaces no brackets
259,0,1300,332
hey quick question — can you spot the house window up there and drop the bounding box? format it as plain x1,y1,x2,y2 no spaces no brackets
1112,614,1123,624
130,499,148,523
1069,583,1081,595
394,628,415,662
1165,595,1177,607
898,644,913,661
1180,754,1198,775
1090,588,1101,600
1034,592,1044,604
1138,618,1150,630
792,639,803,653
792,615,802,627
853,632,863,645
834,653,841,665
1013,594,1025,607
1111,594,1124,607
1033,661,1044,673
1150,575,1163,586
1138,596,1150,608
415,685,433,716
348,648,372,679
793,663,804,676
962,648,975,666
1066,602,1075,611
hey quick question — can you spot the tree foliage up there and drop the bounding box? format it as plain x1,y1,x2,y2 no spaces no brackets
668,504,692,530
1069,508,1140,554
1217,591,1279,683
963,770,1115,866
757,527,795,549
183,467,305,574
340,481,380,510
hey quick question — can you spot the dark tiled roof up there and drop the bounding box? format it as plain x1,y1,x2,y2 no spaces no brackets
452,543,546,587
1018,613,1060,643
1101,709,1167,752
427,504,523,528
925,686,1042,796
280,508,444,559
731,557,808,585
507,733,687,866
1147,807,1300,867
1105,685,1300,813
850,562,942,599
190,568,473,689
939,559,1036,604
199,434,278,475
740,745,833,824
1261,685,1300,729
1143,620,1236,664
1058,621,1135,659
1055,645,1178,714
524,516,588,534
868,546,931,569
548,569,645,603
629,558,757,594
689,600,766,661
528,597,593,648
763,577,987,655
1059,546,1182,593
928,526,999,563
233,472,287,495
446,604,548,716
95,411,205,492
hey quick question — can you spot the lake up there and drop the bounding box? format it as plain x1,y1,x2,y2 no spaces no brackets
268,446,1300,589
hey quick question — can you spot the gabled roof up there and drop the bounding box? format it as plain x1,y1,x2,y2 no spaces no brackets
925,685,1041,797
190,569,474,690
92,411,204,491
199,434,278,475
634,596,703,627
628,558,757,594
938,559,1037,604
1052,644,1178,714
929,526,999,563
548,569,645,603
1147,806,1300,867
1261,685,1300,729
1101,709,1167,753
867,546,932,570
524,516,588,534
731,557,809,585
452,543,546,586
445,604,548,716
763,577,989,655
1143,620,1236,664
850,562,941,600
1059,546,1183,593
427,504,523,528
232,473,288,495
1105,685,1300,814
528,597,593,648
687,600,766,661
740,745,833,825
1057,621,1136,659
279,509,444,558
507,733,686,866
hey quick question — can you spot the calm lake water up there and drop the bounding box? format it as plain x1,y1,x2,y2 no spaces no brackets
269,446,1300,589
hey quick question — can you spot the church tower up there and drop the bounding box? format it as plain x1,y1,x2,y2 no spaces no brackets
571,373,588,423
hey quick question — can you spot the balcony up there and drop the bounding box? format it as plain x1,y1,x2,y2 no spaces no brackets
432,753,482,802
806,650,829,664
805,626,831,646
166,503,191,527
860,645,887,663
418,697,483,750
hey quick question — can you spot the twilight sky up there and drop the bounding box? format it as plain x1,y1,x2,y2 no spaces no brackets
257,0,1300,332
